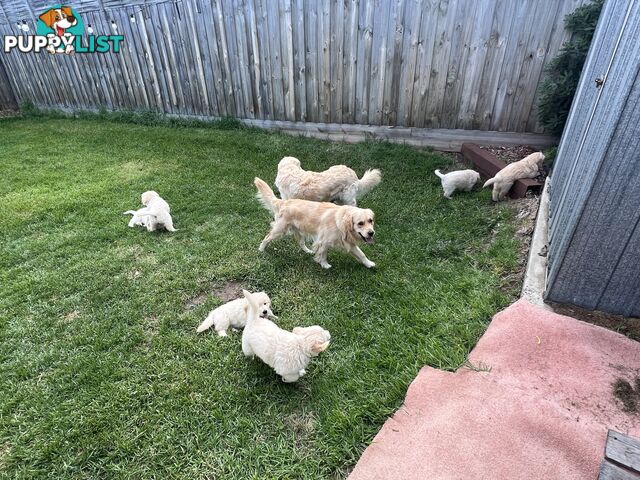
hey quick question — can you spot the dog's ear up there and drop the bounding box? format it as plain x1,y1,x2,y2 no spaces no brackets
366,209,375,222
39,9,57,28
339,208,355,242
311,341,330,353
61,6,74,18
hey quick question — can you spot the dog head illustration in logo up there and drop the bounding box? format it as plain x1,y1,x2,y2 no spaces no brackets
38,6,78,54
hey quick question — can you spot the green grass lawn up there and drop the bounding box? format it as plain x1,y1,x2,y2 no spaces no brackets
0,117,519,479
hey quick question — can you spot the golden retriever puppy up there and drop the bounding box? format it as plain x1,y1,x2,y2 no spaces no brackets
123,208,152,228
434,169,481,198
254,178,376,269
196,293,276,336
241,290,330,383
483,152,545,201
275,156,381,206
129,191,176,232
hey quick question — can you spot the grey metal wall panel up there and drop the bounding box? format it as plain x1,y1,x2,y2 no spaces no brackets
548,65,640,314
549,0,617,225
598,220,640,316
547,0,640,316
548,0,632,269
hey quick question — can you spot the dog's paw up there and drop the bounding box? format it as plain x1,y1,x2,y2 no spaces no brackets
46,45,56,54
217,330,228,337
364,260,376,268
258,243,266,252
320,262,332,269
65,45,75,55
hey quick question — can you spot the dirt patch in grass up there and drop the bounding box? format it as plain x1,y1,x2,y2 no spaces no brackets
185,280,245,309
612,378,639,413
141,316,159,350
212,280,244,302
63,310,80,322
283,411,317,450
549,302,640,341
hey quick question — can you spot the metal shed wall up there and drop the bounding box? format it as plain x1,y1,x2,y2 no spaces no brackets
546,0,640,316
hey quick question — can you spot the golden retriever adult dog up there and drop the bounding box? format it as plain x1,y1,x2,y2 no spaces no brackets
483,152,545,201
275,156,381,206
254,178,376,269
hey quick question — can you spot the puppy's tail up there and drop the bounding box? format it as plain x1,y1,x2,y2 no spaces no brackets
197,311,215,333
434,169,445,179
254,177,280,215
164,215,177,232
123,210,137,216
355,169,382,198
483,177,496,188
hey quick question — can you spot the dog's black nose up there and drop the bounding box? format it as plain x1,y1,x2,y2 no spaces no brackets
368,230,375,237
262,310,268,316
68,15,77,25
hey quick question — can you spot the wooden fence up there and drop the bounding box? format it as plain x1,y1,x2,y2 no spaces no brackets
0,0,586,132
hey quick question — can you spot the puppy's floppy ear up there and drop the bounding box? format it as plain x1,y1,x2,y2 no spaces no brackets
311,341,330,353
61,6,74,17
39,9,57,28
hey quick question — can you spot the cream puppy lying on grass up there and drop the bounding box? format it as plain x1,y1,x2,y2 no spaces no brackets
434,169,481,198
241,290,330,383
124,191,176,232
483,152,545,201
196,293,276,336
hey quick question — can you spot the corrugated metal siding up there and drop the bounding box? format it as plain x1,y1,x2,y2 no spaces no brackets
546,0,640,316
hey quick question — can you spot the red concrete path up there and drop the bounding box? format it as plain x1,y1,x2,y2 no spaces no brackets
349,299,640,480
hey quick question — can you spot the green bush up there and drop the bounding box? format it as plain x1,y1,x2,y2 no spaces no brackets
538,0,603,136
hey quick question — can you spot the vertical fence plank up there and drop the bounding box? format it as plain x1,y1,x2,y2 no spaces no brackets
342,0,359,124
291,0,305,121
355,0,373,124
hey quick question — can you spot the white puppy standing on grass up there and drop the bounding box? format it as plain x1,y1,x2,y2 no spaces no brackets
196,293,276,336
241,290,330,383
434,169,481,199
123,190,176,232
483,152,545,201
275,156,382,206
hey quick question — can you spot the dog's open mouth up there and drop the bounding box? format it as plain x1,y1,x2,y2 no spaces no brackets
359,233,375,244
259,312,269,319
